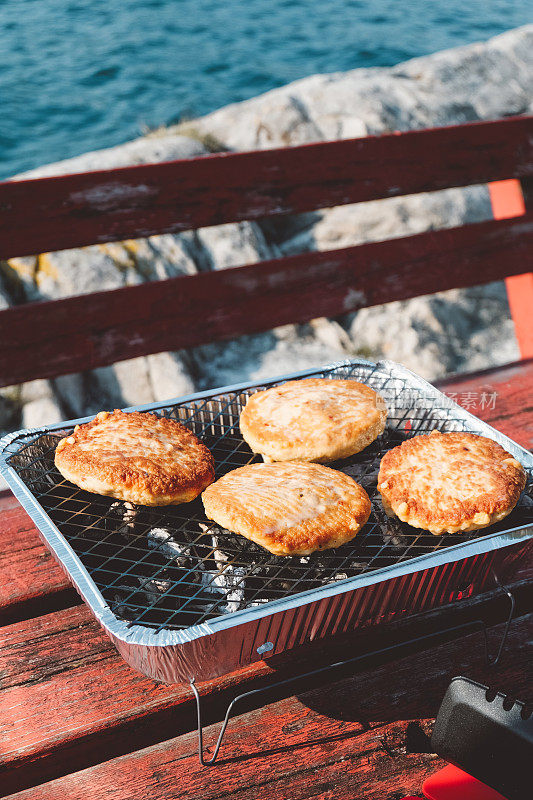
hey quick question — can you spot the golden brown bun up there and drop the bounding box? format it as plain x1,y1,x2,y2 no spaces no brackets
377,431,526,534
202,461,371,555
55,410,214,506
239,378,386,463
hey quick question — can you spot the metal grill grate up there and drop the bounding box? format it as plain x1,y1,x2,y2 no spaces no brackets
5,362,533,633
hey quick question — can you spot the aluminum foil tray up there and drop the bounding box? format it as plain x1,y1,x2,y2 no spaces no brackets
1,359,532,684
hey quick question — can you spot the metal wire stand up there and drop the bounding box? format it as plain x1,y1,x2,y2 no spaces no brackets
483,572,516,668
190,576,516,766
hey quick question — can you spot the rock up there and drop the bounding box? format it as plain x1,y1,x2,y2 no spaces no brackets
395,26,533,123
14,134,207,180
22,398,63,430
189,321,352,391
3,235,198,304
136,234,199,280
189,92,325,152
279,185,492,254
0,256,35,304
35,246,131,302
195,221,275,270
92,357,156,409
190,25,533,151
52,374,87,419
20,379,56,404
146,352,195,403
348,283,519,381
20,380,64,430
54,352,197,417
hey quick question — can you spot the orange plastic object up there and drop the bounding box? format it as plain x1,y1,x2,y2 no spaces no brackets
489,179,533,359
423,764,508,800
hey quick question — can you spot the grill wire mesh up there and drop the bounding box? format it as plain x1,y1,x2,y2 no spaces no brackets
5,362,533,633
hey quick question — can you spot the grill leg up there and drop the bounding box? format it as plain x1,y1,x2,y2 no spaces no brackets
482,572,516,668
189,617,496,766
190,679,250,766
191,580,517,767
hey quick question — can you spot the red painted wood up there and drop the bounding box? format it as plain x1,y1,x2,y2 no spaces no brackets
0,605,188,793
0,491,73,624
489,179,533,359
506,273,533,358
1,578,531,796
1,116,532,260
489,179,526,218
423,765,508,800
1,212,532,387
436,358,533,450
4,614,531,800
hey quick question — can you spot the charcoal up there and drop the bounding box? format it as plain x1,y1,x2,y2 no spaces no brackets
147,527,198,566
137,575,173,605
207,526,373,609
107,501,139,536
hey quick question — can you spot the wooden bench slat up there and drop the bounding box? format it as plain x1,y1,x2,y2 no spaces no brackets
4,613,531,800
1,211,532,387
0,492,74,625
436,359,533,450
1,577,531,795
1,116,531,260
0,606,188,793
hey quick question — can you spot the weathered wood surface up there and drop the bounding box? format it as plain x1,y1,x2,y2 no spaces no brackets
437,358,533,450
1,211,532,388
3,613,531,800
0,363,531,798
1,117,531,260
1,578,531,797
0,493,77,626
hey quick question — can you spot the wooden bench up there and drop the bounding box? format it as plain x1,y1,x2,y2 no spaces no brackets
0,115,532,386
0,116,532,800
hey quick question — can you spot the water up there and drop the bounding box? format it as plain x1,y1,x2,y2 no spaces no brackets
0,0,530,179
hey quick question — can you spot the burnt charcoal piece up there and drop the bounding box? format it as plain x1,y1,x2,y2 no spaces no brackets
106,526,228,626
206,526,374,613
107,501,139,536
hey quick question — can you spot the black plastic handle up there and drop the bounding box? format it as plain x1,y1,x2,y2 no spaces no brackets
431,676,533,800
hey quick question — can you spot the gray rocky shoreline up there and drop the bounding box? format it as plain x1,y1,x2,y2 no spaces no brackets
1,25,532,437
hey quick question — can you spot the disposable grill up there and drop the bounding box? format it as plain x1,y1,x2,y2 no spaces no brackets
1,359,532,684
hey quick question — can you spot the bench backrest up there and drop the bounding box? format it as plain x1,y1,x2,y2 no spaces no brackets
0,116,532,388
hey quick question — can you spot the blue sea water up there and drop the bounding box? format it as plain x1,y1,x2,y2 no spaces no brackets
0,0,530,179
